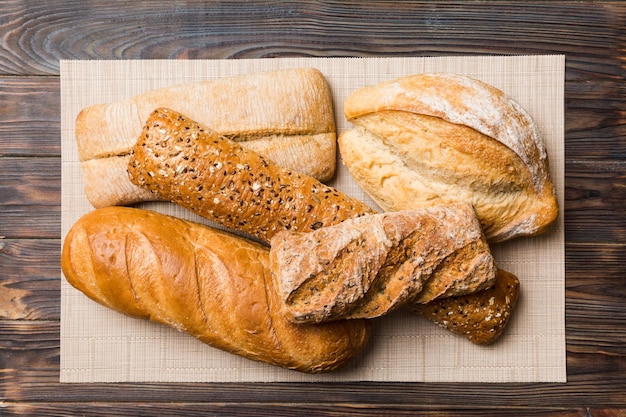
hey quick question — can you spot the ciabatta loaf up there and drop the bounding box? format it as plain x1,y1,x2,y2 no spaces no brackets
270,203,496,323
339,73,559,242
128,107,375,244
61,206,371,373
76,67,337,208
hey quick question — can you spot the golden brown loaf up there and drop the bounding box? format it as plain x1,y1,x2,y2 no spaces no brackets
411,268,520,345
61,206,371,373
128,108,518,344
76,67,337,208
339,73,559,242
127,107,375,244
270,202,496,323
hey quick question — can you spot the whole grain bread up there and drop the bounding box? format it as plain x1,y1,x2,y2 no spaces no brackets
411,268,520,345
127,107,375,244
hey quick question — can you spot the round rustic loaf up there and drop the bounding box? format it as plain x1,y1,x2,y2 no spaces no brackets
339,73,559,242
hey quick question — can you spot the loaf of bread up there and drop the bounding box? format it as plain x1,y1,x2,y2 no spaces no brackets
61,206,371,373
270,202,496,323
339,73,559,243
76,67,337,208
128,108,519,344
127,107,375,244
411,268,520,345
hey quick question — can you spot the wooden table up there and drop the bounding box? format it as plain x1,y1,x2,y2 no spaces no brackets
2,1,624,415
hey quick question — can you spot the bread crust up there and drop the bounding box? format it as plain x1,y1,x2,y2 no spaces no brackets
270,203,497,323
128,108,519,344
128,107,374,244
340,73,558,242
61,206,371,373
76,67,337,208
411,268,520,345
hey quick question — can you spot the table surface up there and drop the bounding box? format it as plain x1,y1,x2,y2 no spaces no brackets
1,1,624,416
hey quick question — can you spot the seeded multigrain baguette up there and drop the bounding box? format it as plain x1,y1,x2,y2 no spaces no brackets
127,108,375,244
410,268,520,345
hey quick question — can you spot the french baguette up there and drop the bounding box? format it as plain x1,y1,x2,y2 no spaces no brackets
270,203,496,323
127,107,375,244
76,67,337,208
128,108,519,345
339,73,559,243
61,206,371,373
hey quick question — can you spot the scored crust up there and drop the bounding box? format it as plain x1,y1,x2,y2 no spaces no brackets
340,73,559,242
270,203,496,323
61,206,371,373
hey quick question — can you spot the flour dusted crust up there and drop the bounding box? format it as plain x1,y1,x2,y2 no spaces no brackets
340,73,559,242
76,67,337,208
270,202,496,323
61,206,371,373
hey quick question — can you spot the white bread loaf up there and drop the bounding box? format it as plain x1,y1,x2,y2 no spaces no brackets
61,206,371,373
76,67,337,208
339,73,559,242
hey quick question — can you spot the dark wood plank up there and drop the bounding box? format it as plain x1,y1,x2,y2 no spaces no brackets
0,157,60,239
0,239,61,320
0,1,623,78
564,79,626,161
565,161,626,243
1,243,625,406
0,403,604,417
0,77,60,156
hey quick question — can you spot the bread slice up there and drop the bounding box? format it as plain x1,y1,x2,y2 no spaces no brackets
339,73,559,242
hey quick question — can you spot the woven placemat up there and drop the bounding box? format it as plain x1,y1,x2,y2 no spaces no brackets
60,55,565,383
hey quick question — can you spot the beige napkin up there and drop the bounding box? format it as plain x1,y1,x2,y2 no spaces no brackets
60,55,566,383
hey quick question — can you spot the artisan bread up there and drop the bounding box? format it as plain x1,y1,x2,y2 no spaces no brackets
127,107,375,244
61,206,371,373
339,73,559,242
128,108,519,344
270,202,496,323
76,67,337,208
411,268,520,345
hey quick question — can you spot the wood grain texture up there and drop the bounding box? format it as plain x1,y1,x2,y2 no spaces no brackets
1,0,625,415
0,1,623,78
0,157,60,239
0,403,612,417
0,77,60,156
